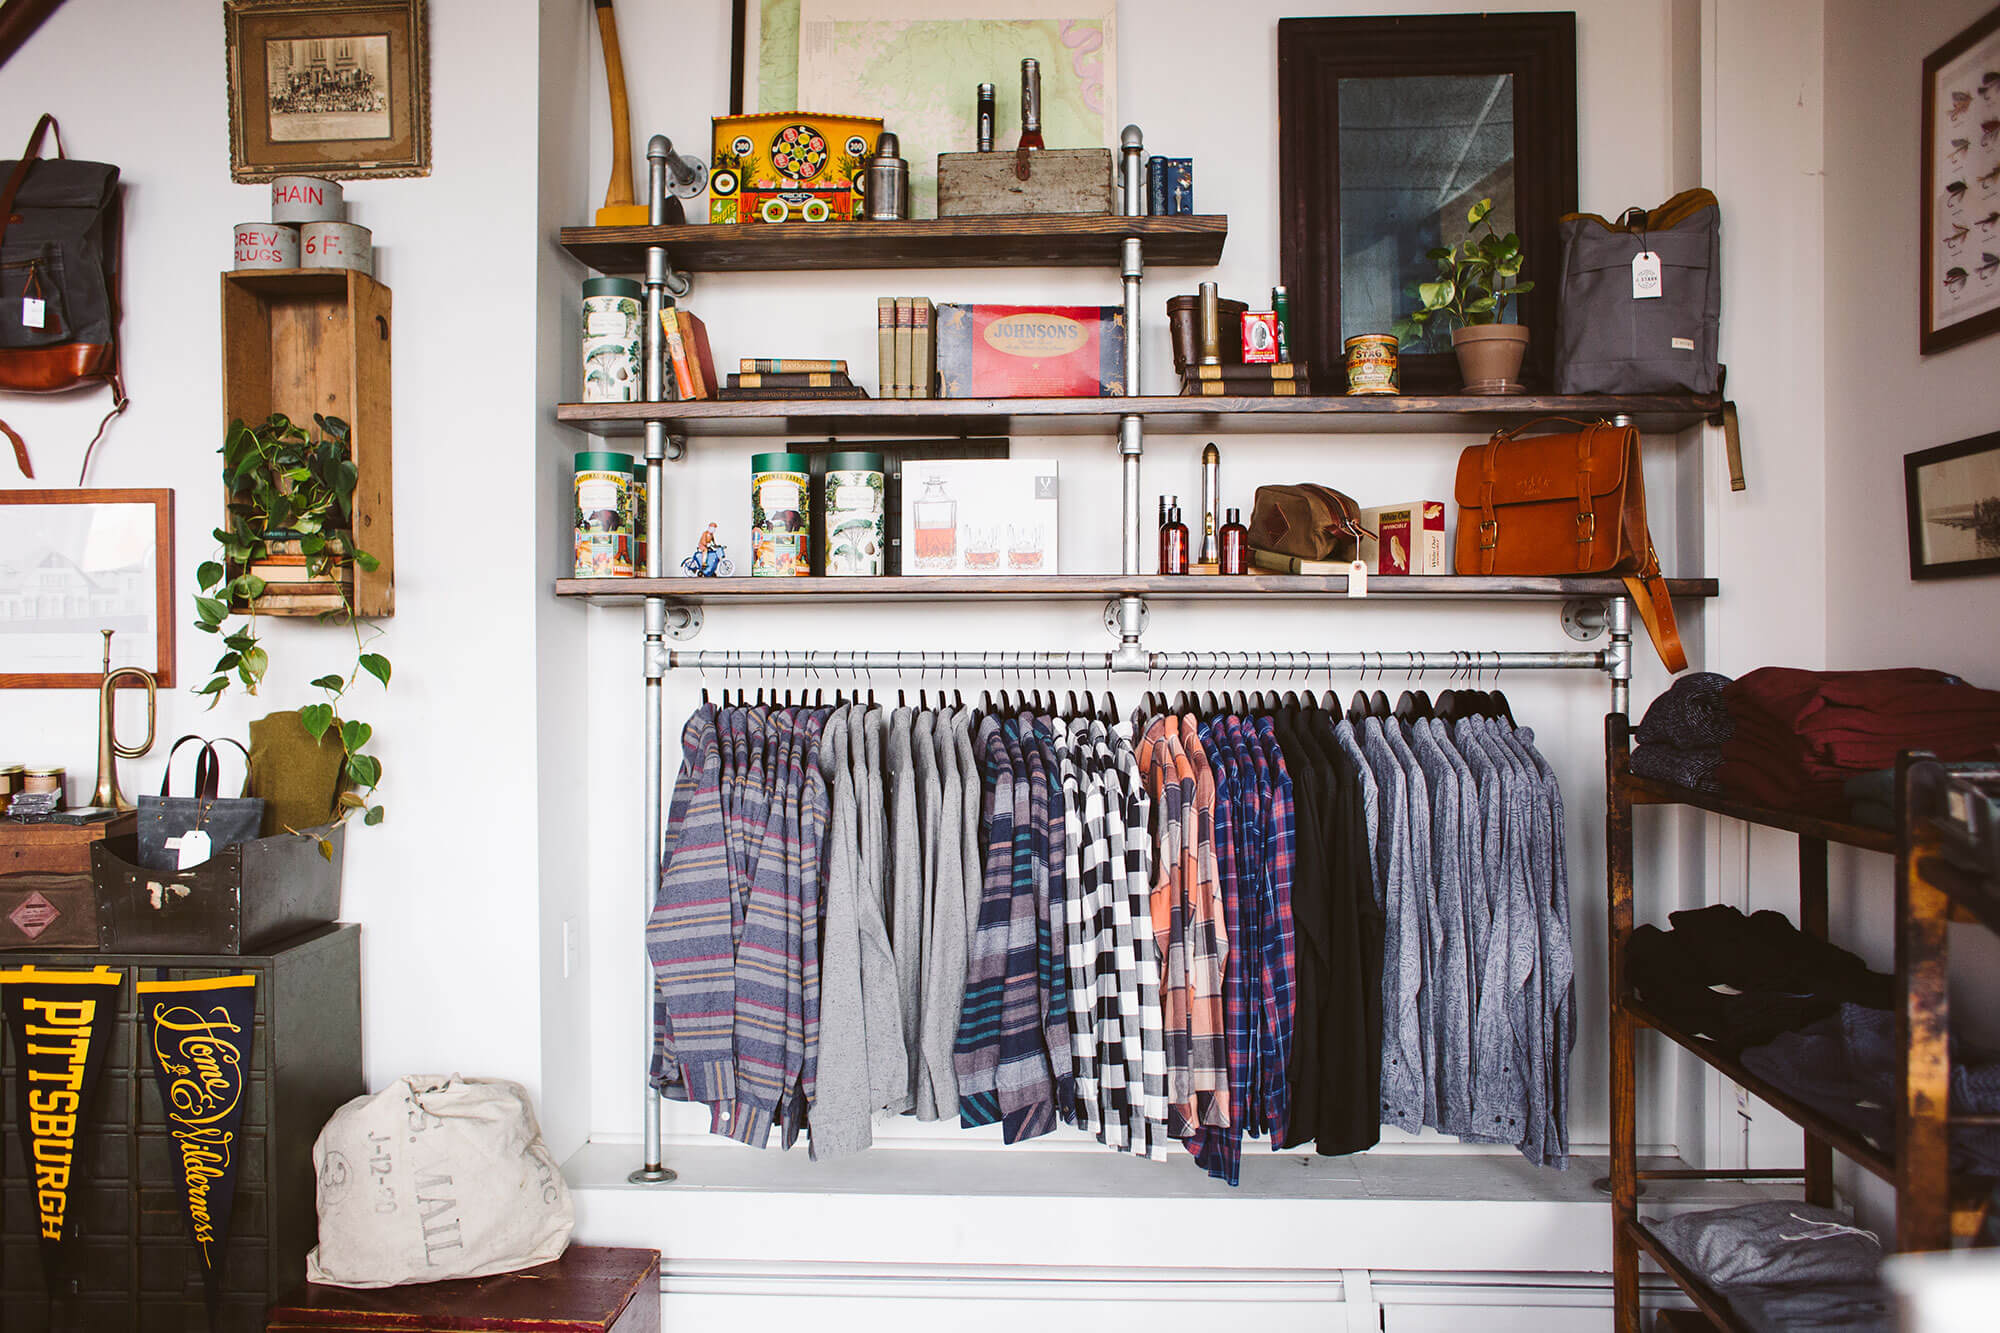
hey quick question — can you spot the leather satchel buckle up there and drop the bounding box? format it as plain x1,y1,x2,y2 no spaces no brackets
1574,511,1596,543
1478,519,1499,550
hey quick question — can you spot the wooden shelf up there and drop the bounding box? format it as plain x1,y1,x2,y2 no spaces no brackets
558,392,1724,438
554,573,1720,605
559,215,1229,273
1627,1218,1753,1333
1626,996,1897,1181
1619,773,1896,854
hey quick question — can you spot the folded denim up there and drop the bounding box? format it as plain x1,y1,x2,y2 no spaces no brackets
1726,1282,1895,1333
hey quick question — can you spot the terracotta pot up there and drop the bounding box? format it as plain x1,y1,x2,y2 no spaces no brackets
1451,323,1530,394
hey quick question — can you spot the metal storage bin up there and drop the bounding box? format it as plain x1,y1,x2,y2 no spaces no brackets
89,825,343,955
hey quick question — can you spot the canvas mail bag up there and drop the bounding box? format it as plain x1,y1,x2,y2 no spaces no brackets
0,113,127,480
1453,418,1687,672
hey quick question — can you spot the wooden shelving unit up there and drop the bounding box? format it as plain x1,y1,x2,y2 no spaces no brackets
558,215,1229,272
558,391,1724,438
556,573,1720,605
1607,736,1997,1332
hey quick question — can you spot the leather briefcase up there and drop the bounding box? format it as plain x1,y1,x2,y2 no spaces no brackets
1247,483,1373,562
1452,418,1686,672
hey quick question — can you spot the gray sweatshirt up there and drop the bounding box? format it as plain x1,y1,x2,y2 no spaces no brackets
886,708,925,1108
810,708,871,1158
849,707,908,1116
915,709,966,1120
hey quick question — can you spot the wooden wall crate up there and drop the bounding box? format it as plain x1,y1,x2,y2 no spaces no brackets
219,269,395,618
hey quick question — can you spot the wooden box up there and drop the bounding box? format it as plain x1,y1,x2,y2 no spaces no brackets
0,812,135,875
2,925,363,1332
267,1246,662,1332
936,149,1114,217
0,872,99,949
219,269,394,618
90,825,343,955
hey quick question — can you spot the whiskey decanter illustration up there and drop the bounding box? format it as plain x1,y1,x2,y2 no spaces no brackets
911,474,958,570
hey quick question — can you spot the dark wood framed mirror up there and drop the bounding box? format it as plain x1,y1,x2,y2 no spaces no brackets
1278,13,1577,394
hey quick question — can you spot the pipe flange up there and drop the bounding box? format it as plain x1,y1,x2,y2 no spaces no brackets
627,1166,679,1185
1561,598,1609,642
1104,598,1149,638
665,605,704,641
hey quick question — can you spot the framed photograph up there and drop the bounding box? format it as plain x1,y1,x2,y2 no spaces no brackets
225,0,430,182
731,0,1116,219
0,489,174,689
1921,6,2000,354
1906,431,2000,579
1277,14,1577,392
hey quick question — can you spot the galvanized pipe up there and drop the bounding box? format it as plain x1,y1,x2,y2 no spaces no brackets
1607,595,1632,718
666,648,1609,676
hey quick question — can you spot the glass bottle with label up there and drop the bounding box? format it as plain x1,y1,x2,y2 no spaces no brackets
911,474,958,571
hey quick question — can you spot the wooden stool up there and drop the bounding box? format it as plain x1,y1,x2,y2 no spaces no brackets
266,1246,660,1332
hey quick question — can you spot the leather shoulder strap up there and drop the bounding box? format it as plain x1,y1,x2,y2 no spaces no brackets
1623,558,1688,674
0,416,29,479
0,113,59,253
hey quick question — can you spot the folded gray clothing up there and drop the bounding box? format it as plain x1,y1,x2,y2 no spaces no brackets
1651,1201,1881,1290
1629,741,1723,793
1635,671,1735,748
1727,1282,1894,1333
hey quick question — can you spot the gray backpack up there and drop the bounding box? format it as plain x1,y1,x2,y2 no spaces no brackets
1554,189,1720,395
0,113,127,480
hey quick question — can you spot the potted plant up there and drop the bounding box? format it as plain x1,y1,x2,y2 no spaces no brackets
1393,197,1535,394
193,412,390,830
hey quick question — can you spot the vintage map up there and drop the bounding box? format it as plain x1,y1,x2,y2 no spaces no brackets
748,0,1117,219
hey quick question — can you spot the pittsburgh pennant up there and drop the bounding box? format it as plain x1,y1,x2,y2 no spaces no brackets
0,964,123,1296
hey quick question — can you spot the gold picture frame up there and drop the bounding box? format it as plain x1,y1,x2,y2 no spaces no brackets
225,0,430,182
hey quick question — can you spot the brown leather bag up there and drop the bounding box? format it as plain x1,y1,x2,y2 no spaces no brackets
1247,483,1373,561
1452,418,1687,672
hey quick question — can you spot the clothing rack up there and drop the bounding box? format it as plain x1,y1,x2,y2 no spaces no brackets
620,131,1645,1182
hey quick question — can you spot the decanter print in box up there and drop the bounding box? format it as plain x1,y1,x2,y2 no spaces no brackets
911,474,958,570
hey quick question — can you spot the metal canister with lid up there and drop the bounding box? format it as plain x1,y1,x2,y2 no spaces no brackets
863,132,909,222
751,452,812,577
582,277,645,402
822,451,886,576
574,450,636,578
1344,333,1401,395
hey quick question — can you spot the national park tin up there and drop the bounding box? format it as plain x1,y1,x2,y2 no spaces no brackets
301,221,372,274
233,221,299,270
751,452,811,577
270,175,344,223
823,451,886,576
573,450,635,578
1344,333,1401,395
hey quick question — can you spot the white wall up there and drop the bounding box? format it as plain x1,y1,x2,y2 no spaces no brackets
1822,0,2000,1231
0,0,565,1135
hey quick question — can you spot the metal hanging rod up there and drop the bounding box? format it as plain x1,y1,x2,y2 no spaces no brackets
666,648,1609,677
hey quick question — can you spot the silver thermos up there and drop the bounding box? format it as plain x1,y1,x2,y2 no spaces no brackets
864,131,910,222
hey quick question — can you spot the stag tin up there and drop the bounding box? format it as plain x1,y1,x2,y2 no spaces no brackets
269,175,344,223
300,221,372,274
233,222,300,270
573,451,635,578
1344,333,1401,395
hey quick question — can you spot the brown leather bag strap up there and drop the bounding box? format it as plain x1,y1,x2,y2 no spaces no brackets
1622,552,1687,674
1490,414,1610,443
0,113,59,253
0,415,28,479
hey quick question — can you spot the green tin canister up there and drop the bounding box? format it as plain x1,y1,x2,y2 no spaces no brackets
574,450,635,577
629,458,649,572
750,452,811,577
822,450,886,576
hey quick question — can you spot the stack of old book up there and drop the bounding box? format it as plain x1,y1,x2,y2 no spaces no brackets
876,296,936,399
1180,361,1309,396
245,535,354,610
719,358,868,400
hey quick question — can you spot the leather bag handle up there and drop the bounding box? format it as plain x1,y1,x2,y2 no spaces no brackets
1623,559,1687,674
0,113,61,252
157,736,254,799
1489,414,1615,444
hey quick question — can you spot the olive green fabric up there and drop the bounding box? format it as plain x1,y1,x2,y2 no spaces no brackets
248,709,346,836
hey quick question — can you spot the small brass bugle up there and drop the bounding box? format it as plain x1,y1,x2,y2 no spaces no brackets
93,628,157,813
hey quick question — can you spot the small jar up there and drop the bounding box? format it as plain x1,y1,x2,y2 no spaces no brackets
822,451,886,576
23,767,64,807
581,277,644,403
574,451,636,578
751,452,812,577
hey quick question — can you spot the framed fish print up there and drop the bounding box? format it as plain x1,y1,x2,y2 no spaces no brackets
1922,5,2000,354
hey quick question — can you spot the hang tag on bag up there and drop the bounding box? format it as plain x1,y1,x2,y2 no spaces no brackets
22,297,45,329
1631,251,1663,299
169,828,212,870
1346,559,1369,598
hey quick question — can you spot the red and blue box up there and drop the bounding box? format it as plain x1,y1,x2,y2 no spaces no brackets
936,304,1128,398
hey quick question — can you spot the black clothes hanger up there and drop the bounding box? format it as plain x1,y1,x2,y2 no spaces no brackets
1369,688,1392,719
1490,688,1516,727
1348,690,1370,724
1394,691,1420,723
1103,691,1118,724
1284,690,1301,711
1435,688,1457,721
1413,689,1433,719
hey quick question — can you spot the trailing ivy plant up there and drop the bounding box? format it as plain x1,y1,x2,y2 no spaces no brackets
1393,197,1535,351
193,412,389,831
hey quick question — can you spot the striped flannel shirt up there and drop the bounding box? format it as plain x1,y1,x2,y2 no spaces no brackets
1253,716,1299,1145
650,706,733,1105
1026,717,1073,1120
1190,717,1249,1183
1111,725,1169,1159
954,717,1014,1125
648,706,716,1095
1056,723,1102,1136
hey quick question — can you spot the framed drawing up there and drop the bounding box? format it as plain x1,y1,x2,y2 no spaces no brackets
1921,5,2000,354
730,0,1116,218
225,0,431,182
1906,430,2000,579
1277,14,1577,393
0,489,174,688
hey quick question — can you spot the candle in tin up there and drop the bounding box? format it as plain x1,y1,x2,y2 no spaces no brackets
1344,334,1401,395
